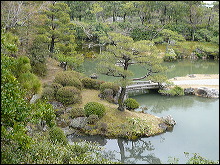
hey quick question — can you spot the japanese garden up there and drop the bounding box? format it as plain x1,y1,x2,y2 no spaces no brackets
1,1,219,164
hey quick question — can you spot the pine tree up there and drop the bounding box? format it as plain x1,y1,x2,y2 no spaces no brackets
97,32,167,111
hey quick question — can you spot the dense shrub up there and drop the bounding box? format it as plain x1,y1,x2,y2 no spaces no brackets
158,85,184,96
100,82,120,96
84,102,106,118
70,107,85,118
124,98,140,110
42,87,55,100
50,83,63,93
81,77,104,89
54,71,83,89
49,126,68,145
56,86,82,105
87,114,99,124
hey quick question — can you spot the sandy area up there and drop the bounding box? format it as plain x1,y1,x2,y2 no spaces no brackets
169,74,219,90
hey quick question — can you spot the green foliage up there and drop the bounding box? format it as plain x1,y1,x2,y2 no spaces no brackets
87,114,99,124
158,85,185,96
56,86,82,105
124,98,140,110
70,107,86,118
81,77,104,89
30,100,56,128
100,82,120,96
17,72,42,97
195,28,214,42
13,56,32,77
49,126,68,145
54,71,83,89
84,102,106,118
1,31,56,156
2,132,116,164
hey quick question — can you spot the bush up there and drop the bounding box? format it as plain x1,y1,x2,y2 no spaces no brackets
54,71,83,89
84,102,106,118
158,85,184,96
81,77,104,89
49,126,68,145
124,98,140,110
100,82,120,96
50,83,63,93
70,107,85,118
56,86,82,105
87,114,99,124
42,87,55,100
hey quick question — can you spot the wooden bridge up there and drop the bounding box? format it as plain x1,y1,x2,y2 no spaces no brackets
125,81,160,96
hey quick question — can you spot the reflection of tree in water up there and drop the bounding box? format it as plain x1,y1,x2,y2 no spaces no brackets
104,138,161,164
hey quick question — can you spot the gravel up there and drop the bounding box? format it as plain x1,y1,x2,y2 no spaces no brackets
172,79,219,86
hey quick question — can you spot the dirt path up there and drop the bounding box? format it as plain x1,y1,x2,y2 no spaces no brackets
169,74,219,90
39,57,63,85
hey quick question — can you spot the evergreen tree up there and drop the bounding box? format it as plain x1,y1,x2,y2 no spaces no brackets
39,2,83,70
97,32,167,111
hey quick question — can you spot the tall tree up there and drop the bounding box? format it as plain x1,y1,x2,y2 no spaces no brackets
39,2,83,70
97,32,166,111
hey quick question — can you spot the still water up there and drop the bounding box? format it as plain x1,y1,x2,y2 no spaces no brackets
69,59,219,164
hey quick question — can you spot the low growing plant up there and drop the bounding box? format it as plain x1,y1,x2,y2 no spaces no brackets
124,98,140,110
84,102,106,118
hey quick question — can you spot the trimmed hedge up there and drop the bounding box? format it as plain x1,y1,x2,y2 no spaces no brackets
124,98,140,110
56,86,82,105
84,102,106,118
81,77,104,90
54,71,83,90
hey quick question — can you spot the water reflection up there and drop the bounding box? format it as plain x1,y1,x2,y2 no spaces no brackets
103,138,162,164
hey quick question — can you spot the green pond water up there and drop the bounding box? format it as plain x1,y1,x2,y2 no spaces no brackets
69,59,219,164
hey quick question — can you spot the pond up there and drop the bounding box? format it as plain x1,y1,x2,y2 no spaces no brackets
69,59,219,164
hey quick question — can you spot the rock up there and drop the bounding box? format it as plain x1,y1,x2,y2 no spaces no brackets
184,87,195,95
195,87,219,98
62,126,78,136
30,94,41,104
161,115,176,126
70,117,88,129
90,73,98,79
188,74,196,78
158,123,167,131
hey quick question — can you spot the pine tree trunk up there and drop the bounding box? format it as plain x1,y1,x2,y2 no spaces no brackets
117,87,126,111
49,36,55,53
